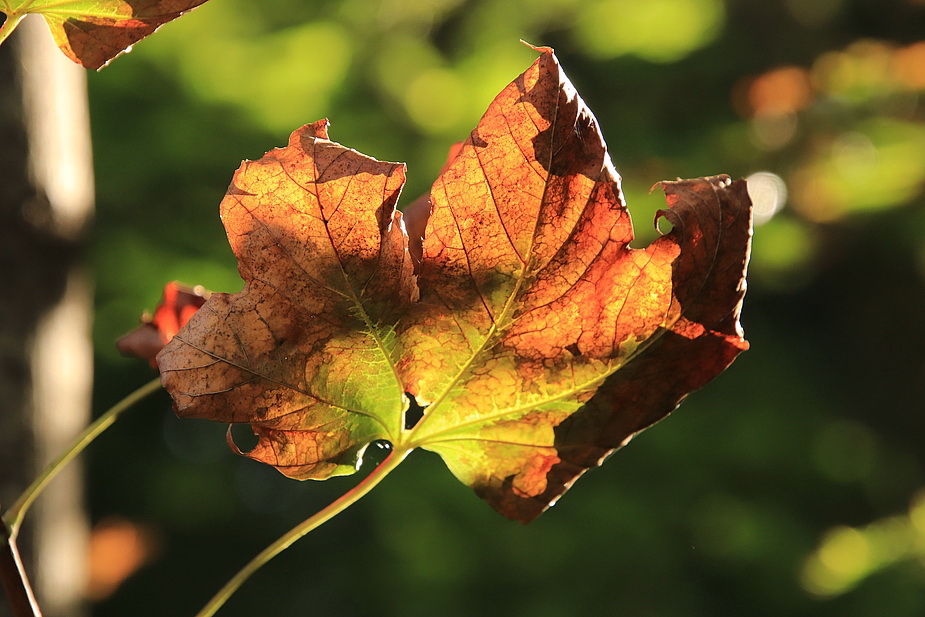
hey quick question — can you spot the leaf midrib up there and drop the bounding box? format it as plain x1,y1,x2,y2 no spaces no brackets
402,91,563,447
303,143,407,443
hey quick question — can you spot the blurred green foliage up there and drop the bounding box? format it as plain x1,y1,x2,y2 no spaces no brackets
84,0,925,615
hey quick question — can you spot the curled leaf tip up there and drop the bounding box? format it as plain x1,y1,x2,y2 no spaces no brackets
520,39,553,54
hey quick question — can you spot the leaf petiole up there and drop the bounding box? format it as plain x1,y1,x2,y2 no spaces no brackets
194,446,413,617
2,377,163,540
0,11,26,48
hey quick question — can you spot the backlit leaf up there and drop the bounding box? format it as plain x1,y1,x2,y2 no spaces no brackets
2,0,209,69
157,49,752,522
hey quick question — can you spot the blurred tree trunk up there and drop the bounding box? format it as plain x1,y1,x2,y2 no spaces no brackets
0,15,94,617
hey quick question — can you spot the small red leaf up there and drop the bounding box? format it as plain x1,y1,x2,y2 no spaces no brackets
116,282,208,366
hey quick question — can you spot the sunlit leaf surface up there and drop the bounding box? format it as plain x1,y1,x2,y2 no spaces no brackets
157,49,752,522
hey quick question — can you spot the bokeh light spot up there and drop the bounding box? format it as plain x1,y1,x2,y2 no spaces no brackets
801,526,871,596
86,518,157,601
167,20,353,133
746,171,787,225
403,68,467,134
894,41,925,90
747,67,814,118
251,22,353,132
801,491,925,599
819,527,870,576
791,120,925,222
812,41,896,100
373,36,443,100
574,0,725,62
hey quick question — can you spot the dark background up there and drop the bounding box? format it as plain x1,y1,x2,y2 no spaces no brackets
82,0,925,614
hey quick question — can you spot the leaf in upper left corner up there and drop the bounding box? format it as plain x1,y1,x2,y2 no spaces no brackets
2,0,209,69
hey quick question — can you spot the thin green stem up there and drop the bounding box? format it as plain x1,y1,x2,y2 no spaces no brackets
195,446,412,617
2,377,163,540
0,12,26,48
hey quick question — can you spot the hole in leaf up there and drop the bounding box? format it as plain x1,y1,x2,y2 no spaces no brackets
404,392,427,429
655,210,675,235
627,189,673,248
361,439,394,468
229,423,259,452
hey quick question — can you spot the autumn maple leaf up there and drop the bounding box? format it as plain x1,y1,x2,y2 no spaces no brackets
157,48,752,523
1,0,209,69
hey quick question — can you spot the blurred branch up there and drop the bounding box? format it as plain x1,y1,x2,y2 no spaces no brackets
0,517,42,617
0,13,94,617
3,378,164,539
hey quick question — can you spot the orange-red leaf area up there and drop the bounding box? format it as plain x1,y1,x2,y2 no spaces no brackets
117,281,208,366
157,49,752,523
43,1,209,69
